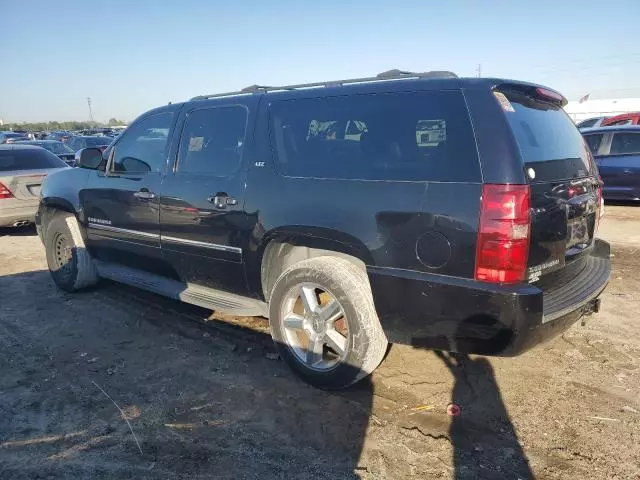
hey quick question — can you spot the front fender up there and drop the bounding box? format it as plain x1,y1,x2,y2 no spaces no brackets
38,168,92,242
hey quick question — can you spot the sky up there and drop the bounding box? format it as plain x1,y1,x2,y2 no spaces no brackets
2,0,640,123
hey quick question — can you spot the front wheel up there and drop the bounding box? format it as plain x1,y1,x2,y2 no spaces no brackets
44,212,99,292
268,256,388,389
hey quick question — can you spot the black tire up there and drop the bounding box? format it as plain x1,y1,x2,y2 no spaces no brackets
269,256,388,389
45,212,99,292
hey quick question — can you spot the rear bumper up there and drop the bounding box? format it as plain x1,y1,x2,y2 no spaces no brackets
368,239,611,356
0,203,38,227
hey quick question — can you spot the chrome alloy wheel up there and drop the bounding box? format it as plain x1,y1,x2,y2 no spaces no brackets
279,283,349,371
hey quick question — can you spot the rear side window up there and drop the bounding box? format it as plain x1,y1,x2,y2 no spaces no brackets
577,118,597,128
610,132,640,155
177,106,248,176
269,91,480,182
0,148,67,171
583,134,603,155
497,87,593,181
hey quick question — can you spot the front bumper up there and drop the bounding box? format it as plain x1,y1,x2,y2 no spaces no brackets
368,239,611,356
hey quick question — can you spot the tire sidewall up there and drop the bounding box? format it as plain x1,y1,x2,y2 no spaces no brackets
269,263,372,389
45,214,80,292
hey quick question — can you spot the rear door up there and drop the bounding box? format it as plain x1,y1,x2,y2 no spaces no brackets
159,99,256,294
495,86,601,282
598,131,640,200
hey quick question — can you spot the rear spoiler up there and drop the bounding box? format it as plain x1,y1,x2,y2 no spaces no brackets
494,83,568,107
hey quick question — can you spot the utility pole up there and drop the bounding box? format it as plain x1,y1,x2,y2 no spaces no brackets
86,97,94,123
477,64,482,78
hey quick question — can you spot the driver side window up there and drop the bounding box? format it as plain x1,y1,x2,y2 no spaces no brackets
111,112,173,173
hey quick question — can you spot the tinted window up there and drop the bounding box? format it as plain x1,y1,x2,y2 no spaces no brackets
85,136,111,147
177,106,248,176
610,132,640,155
497,88,593,180
67,138,80,151
577,118,597,128
610,119,632,126
112,112,173,173
269,91,479,181
0,148,67,171
49,141,75,154
583,134,603,155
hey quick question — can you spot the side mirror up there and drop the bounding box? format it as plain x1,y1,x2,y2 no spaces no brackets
76,148,104,170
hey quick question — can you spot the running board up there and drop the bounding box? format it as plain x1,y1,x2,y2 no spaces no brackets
94,261,268,317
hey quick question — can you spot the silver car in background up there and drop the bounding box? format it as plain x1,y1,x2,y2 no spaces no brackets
0,145,69,227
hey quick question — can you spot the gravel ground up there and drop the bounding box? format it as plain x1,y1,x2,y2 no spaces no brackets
0,206,639,479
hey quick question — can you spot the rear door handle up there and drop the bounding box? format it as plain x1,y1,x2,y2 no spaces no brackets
133,190,156,199
623,168,632,175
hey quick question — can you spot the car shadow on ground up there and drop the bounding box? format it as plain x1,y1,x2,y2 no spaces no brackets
0,224,38,237
0,270,533,479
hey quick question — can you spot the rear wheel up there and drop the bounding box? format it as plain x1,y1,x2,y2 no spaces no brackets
45,212,98,292
269,256,388,389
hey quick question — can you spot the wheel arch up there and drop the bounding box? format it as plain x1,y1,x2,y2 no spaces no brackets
38,198,82,244
257,227,373,302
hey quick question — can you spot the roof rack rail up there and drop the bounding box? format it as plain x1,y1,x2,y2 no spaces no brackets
190,69,458,101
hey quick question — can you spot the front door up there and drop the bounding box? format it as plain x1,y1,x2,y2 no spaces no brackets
83,111,176,272
159,101,254,294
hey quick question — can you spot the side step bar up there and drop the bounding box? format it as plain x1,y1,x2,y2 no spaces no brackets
95,260,268,317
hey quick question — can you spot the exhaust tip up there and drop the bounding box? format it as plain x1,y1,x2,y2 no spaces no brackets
12,220,30,227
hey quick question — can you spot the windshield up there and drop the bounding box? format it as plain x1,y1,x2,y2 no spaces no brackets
85,136,111,147
497,87,594,181
47,141,75,154
0,148,68,171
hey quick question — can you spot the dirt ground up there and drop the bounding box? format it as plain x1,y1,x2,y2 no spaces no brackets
1,206,639,479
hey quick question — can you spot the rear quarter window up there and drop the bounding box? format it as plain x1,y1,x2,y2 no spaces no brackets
269,90,480,182
583,133,603,155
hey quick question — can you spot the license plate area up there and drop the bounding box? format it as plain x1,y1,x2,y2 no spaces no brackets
568,216,591,249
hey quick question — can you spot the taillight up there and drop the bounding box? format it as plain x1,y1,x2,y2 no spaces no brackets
0,181,14,199
475,184,531,284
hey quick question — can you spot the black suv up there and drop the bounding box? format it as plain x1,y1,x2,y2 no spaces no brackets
36,70,611,389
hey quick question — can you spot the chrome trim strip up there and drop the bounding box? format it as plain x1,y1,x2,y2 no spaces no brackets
88,222,159,240
161,235,242,254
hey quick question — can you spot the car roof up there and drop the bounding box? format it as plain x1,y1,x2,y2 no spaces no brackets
70,135,111,139
603,111,640,122
188,76,559,104
0,144,44,151
580,125,640,134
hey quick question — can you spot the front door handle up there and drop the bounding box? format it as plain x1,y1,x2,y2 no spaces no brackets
623,168,632,175
133,189,156,199
207,193,237,209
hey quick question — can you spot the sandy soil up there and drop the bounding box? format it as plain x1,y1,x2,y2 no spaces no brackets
0,206,639,479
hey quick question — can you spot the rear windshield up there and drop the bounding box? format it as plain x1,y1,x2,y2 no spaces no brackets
0,148,67,171
85,137,111,147
497,87,593,181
